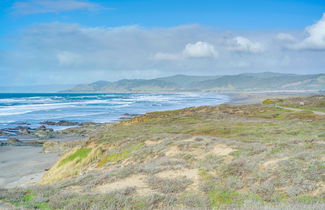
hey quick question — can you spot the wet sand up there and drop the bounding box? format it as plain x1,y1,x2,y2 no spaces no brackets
0,146,59,188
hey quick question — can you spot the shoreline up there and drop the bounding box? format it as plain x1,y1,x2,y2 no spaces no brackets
0,91,321,189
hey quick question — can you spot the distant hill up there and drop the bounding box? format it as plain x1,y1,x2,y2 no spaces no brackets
62,72,325,93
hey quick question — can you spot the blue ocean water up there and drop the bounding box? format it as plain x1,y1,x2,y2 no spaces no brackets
0,93,229,138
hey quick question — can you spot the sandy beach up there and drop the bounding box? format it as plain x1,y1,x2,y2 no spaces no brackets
0,146,59,189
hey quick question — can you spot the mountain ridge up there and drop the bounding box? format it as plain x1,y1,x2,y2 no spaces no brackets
62,72,325,93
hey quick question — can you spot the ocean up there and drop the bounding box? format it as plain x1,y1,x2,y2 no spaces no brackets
0,93,229,139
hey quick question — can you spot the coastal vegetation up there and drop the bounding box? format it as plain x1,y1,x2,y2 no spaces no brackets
0,95,324,209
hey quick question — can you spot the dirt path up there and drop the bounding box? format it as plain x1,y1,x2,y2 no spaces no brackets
276,106,325,116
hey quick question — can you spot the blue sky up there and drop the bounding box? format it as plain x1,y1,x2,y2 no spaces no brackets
0,0,325,85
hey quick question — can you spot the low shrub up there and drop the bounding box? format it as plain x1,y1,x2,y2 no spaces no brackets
147,176,192,194
179,193,209,208
208,187,242,207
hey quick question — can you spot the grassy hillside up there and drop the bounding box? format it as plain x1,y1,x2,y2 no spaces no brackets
195,74,325,90
63,72,325,93
155,74,220,88
0,95,324,209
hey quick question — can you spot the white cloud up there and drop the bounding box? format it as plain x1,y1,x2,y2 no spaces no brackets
183,41,218,58
13,0,103,15
276,33,296,42
291,13,325,50
154,41,218,60
231,36,264,53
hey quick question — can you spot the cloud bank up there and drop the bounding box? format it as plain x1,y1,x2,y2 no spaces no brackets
1,14,325,85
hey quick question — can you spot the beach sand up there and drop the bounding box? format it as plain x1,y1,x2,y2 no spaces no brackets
0,146,59,188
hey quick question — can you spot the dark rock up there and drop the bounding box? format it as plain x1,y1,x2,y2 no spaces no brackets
0,130,9,136
0,141,8,146
25,140,44,146
7,138,23,144
40,120,79,126
37,125,48,131
15,122,31,125
80,122,97,126
34,126,54,139
119,113,140,120
16,126,31,135
15,126,30,130
40,121,56,126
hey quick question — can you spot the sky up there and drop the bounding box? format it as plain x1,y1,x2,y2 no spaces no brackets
0,0,325,86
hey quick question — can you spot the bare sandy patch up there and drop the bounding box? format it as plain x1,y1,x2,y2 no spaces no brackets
210,144,236,156
94,174,153,195
262,157,289,168
145,140,162,145
320,155,325,161
309,182,325,196
165,146,180,157
156,168,200,191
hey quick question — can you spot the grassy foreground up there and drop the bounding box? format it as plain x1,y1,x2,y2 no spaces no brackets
1,95,324,209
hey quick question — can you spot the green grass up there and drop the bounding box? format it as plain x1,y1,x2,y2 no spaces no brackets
297,195,325,203
270,148,283,154
208,188,241,207
58,148,92,167
23,192,33,202
262,99,274,105
97,143,143,167
97,151,131,167
4,190,51,210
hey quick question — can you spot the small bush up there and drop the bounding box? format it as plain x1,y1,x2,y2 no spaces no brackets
286,111,318,120
93,188,135,209
262,99,274,105
179,193,209,208
251,182,275,201
207,188,242,207
0,188,26,203
147,176,192,194
222,159,252,177
297,195,325,203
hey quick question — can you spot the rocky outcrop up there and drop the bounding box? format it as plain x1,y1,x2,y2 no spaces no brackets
0,138,44,146
6,138,22,144
119,113,141,120
34,126,54,139
41,120,80,126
